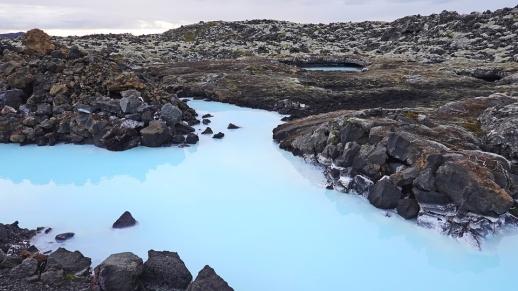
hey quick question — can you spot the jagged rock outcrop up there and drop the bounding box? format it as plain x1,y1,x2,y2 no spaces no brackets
274,94,518,247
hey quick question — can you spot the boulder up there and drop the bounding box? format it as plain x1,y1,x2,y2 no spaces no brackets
101,126,140,151
479,102,518,159
227,123,240,129
55,232,75,242
106,72,145,93
202,114,213,118
46,248,91,274
161,103,183,126
367,177,402,209
95,252,144,291
396,199,420,219
185,133,199,144
0,89,26,109
201,127,213,135
413,188,451,205
140,121,171,147
213,132,225,139
187,265,234,291
141,250,193,290
172,134,186,144
120,95,143,114
435,159,513,215
10,258,37,278
113,211,137,229
202,119,211,125
22,29,55,55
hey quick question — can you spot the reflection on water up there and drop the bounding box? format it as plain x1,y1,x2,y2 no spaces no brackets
302,66,363,72
0,100,515,291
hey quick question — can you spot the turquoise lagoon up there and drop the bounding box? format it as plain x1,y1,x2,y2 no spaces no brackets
0,100,517,291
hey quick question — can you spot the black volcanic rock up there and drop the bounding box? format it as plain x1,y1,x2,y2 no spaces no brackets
187,265,234,291
141,250,193,290
201,127,213,134
213,132,225,139
55,232,75,242
227,123,240,129
113,211,137,229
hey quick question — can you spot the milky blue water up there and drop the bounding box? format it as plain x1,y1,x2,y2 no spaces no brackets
303,66,362,72
0,100,517,291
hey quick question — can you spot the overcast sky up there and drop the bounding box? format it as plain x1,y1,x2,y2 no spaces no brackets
0,0,516,36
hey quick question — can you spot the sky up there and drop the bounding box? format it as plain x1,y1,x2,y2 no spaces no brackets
0,0,516,36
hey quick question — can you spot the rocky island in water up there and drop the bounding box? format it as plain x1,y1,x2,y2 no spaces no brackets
1,4,518,291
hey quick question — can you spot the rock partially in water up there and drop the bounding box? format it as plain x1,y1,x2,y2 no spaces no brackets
202,127,213,134
186,133,199,144
112,211,137,229
140,120,171,147
202,119,211,125
187,265,234,291
397,199,420,219
368,177,402,210
213,132,225,139
55,233,74,242
227,123,240,129
141,250,193,290
95,252,143,291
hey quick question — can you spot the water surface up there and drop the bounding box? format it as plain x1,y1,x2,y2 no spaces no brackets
0,100,516,291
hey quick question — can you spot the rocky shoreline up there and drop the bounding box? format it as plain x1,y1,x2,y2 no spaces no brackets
273,93,518,247
1,4,518,288
0,221,234,291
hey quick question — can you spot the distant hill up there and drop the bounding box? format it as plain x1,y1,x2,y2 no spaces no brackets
0,32,24,40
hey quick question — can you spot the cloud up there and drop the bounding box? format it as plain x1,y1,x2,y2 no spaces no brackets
0,0,515,36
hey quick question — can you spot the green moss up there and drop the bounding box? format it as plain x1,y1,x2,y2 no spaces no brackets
403,111,419,121
461,120,483,136
183,31,196,42
64,274,77,281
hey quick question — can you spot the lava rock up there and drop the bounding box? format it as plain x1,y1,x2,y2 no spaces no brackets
367,177,402,209
187,265,234,291
55,232,75,242
46,248,91,274
120,94,143,114
161,103,183,126
140,120,171,147
22,29,55,55
141,250,193,290
201,127,213,134
202,114,213,118
113,211,137,229
95,252,143,291
396,199,420,219
227,123,240,129
0,89,26,109
213,132,225,139
172,134,186,144
435,159,513,215
10,258,37,278
202,119,211,125
185,133,199,144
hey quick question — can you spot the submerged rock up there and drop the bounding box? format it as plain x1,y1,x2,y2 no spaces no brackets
187,265,234,291
113,211,137,228
186,133,199,144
